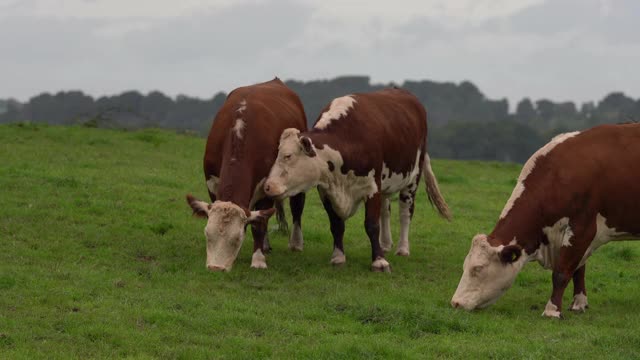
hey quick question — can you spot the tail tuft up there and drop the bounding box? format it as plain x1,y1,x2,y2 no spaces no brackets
275,200,289,234
423,154,452,221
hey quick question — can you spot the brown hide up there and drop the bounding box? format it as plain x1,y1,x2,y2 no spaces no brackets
306,88,427,178
203,78,307,207
490,123,640,255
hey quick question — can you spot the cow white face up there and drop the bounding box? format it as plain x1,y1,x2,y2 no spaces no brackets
451,234,525,310
264,128,323,199
186,195,274,272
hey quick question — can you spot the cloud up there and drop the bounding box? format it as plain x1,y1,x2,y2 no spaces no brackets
0,0,639,106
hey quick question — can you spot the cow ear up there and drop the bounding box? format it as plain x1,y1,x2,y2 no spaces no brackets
280,128,300,141
499,245,522,264
186,194,211,218
299,136,316,157
246,208,276,224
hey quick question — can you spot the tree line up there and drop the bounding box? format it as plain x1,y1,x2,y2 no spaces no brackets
1,76,639,163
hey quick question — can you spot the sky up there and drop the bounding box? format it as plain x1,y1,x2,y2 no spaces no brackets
1,0,638,107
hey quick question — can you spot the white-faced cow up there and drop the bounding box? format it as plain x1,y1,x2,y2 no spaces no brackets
451,123,640,318
187,78,307,271
264,88,451,272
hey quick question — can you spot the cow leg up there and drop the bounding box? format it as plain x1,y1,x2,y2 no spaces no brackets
288,192,305,252
569,264,589,312
543,217,595,318
397,179,418,256
321,191,346,266
379,197,393,252
250,198,273,269
365,192,390,272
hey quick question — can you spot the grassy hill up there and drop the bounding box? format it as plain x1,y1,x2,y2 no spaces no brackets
1,123,639,359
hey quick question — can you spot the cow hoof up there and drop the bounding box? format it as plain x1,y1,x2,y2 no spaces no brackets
569,293,589,312
542,300,563,319
330,249,346,266
289,227,303,252
288,244,304,252
395,248,410,256
381,241,393,253
371,257,391,273
251,250,268,269
251,262,268,269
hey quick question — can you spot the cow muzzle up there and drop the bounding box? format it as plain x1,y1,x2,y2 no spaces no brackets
264,180,286,199
207,264,227,272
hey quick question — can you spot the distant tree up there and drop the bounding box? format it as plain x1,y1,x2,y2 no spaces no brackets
594,92,636,124
516,98,536,123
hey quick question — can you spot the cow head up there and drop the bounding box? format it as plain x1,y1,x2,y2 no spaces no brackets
264,128,323,199
186,195,275,272
450,234,526,310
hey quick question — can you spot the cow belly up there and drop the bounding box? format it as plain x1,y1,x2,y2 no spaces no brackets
579,213,640,267
537,213,640,269
381,170,416,195
321,173,377,219
380,151,421,195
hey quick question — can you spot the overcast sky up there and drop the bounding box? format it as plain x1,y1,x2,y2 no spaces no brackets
1,0,638,106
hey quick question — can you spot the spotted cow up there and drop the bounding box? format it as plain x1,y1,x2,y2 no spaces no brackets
264,88,451,272
451,123,640,318
187,78,307,271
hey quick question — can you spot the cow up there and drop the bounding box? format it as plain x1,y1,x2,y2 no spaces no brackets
263,88,451,272
186,78,307,272
451,123,640,318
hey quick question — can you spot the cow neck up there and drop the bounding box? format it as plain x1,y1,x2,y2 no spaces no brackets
306,131,340,184
216,130,255,208
489,194,546,255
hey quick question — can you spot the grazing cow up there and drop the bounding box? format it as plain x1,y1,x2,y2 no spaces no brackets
451,123,640,318
186,78,307,272
263,88,451,272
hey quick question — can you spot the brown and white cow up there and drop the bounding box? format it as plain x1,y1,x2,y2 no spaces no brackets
263,88,451,272
451,123,640,318
186,78,307,271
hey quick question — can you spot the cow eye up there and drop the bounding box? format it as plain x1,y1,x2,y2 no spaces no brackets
283,154,292,161
471,265,484,277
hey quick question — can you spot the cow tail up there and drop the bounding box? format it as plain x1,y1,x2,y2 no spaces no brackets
275,200,289,234
422,153,452,221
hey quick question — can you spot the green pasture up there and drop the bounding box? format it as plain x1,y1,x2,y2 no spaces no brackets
1,123,639,359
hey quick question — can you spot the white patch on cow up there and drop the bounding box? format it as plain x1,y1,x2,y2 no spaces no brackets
289,223,304,251
314,95,356,130
397,195,411,256
380,197,393,252
570,293,588,312
316,145,378,219
380,150,421,195
451,234,529,310
250,249,267,269
536,217,574,269
236,99,247,113
206,175,219,196
542,300,562,318
233,118,245,139
500,131,580,220
331,248,346,265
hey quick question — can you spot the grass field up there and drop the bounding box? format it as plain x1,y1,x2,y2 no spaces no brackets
1,123,640,359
